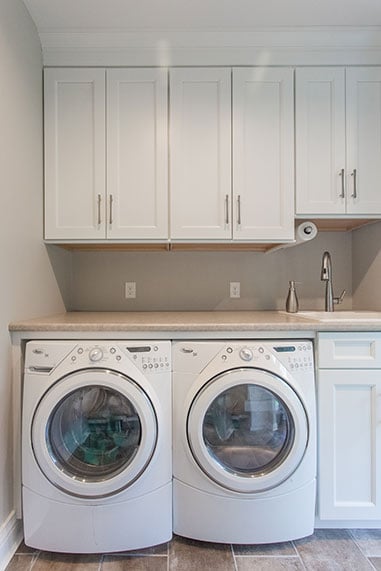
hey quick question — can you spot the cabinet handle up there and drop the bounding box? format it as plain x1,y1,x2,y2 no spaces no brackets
225,194,229,225
339,168,345,198
97,194,102,225
237,195,241,226
351,169,357,199
109,194,113,225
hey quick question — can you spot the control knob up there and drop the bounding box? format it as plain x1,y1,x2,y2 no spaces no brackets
89,347,103,362
239,348,253,361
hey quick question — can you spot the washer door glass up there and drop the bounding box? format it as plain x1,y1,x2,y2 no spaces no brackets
32,369,157,498
47,385,141,481
187,369,308,493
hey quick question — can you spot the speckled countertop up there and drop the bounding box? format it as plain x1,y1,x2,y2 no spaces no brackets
8,310,381,332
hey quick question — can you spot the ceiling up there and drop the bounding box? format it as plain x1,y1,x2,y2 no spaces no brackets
21,0,381,30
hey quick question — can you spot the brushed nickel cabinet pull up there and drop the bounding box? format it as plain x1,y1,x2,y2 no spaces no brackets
351,169,357,198
109,194,113,224
225,194,229,225
97,194,102,225
237,195,241,226
339,168,345,198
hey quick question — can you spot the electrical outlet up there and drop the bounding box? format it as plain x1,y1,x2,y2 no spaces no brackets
230,282,240,298
125,282,136,299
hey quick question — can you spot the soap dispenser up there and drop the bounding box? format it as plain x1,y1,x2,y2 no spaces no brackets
286,281,299,313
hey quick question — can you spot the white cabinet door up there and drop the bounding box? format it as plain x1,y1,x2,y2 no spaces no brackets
107,69,168,239
318,369,381,520
232,68,294,241
296,66,381,217
44,68,106,239
346,68,381,214
170,68,231,240
295,68,346,215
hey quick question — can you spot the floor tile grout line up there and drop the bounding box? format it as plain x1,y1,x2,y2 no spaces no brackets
230,543,239,571
291,539,308,571
368,559,379,571
346,529,381,566
103,554,168,558
234,554,303,558
28,550,41,571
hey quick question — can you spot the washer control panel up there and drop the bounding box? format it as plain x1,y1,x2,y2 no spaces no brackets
25,341,171,375
123,344,171,373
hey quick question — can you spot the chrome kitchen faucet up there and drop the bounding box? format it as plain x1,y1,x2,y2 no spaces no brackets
321,251,346,311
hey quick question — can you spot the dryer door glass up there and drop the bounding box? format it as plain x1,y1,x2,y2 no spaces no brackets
47,385,141,481
187,368,309,493
203,384,293,476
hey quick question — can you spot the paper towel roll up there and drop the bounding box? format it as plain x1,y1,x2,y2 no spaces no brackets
266,221,318,253
295,221,318,243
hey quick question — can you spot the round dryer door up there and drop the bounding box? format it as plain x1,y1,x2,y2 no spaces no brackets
31,369,157,498
187,368,308,493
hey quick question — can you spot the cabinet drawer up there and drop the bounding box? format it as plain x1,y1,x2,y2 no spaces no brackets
318,332,381,368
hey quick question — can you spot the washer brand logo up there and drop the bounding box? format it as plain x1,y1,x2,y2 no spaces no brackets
32,349,44,355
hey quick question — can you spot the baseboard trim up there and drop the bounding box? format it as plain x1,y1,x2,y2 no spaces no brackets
0,512,23,571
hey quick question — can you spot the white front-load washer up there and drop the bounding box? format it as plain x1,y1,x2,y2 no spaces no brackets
173,340,316,544
22,340,172,553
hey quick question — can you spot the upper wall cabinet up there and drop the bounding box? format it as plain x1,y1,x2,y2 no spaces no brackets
44,69,106,239
296,67,381,216
170,67,295,241
233,68,294,241
169,68,232,240
107,69,168,239
44,68,168,240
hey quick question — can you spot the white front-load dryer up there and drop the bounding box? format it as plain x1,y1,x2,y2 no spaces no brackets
22,340,172,553
172,340,316,544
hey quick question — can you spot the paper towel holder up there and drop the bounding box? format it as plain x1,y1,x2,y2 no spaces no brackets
265,221,318,254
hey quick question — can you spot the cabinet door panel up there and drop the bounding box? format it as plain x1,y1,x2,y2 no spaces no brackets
295,68,346,215
44,68,106,239
107,69,168,239
170,68,231,240
233,68,294,240
347,67,381,214
319,369,381,520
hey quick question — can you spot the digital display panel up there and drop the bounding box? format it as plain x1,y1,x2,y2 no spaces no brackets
273,346,296,353
126,346,151,353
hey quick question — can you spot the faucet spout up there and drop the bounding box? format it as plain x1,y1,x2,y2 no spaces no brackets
321,251,332,282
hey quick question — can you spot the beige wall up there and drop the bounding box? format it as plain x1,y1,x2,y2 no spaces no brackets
0,0,65,550
352,220,381,309
70,231,352,312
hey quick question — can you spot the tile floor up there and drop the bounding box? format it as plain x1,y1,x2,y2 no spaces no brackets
6,529,381,571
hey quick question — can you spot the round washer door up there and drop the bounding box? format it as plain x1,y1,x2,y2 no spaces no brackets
187,368,308,493
31,369,157,498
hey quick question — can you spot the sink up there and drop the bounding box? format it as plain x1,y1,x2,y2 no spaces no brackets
294,311,381,322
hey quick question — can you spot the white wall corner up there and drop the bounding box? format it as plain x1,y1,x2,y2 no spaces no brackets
0,512,22,571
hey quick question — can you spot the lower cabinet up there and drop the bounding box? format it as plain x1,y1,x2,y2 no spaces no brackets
317,332,381,521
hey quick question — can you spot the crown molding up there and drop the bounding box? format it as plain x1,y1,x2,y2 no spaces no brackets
40,26,381,66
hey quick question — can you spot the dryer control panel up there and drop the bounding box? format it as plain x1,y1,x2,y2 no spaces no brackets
218,341,314,374
271,342,314,372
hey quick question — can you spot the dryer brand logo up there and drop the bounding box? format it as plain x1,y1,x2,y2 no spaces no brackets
32,348,49,357
181,347,198,356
